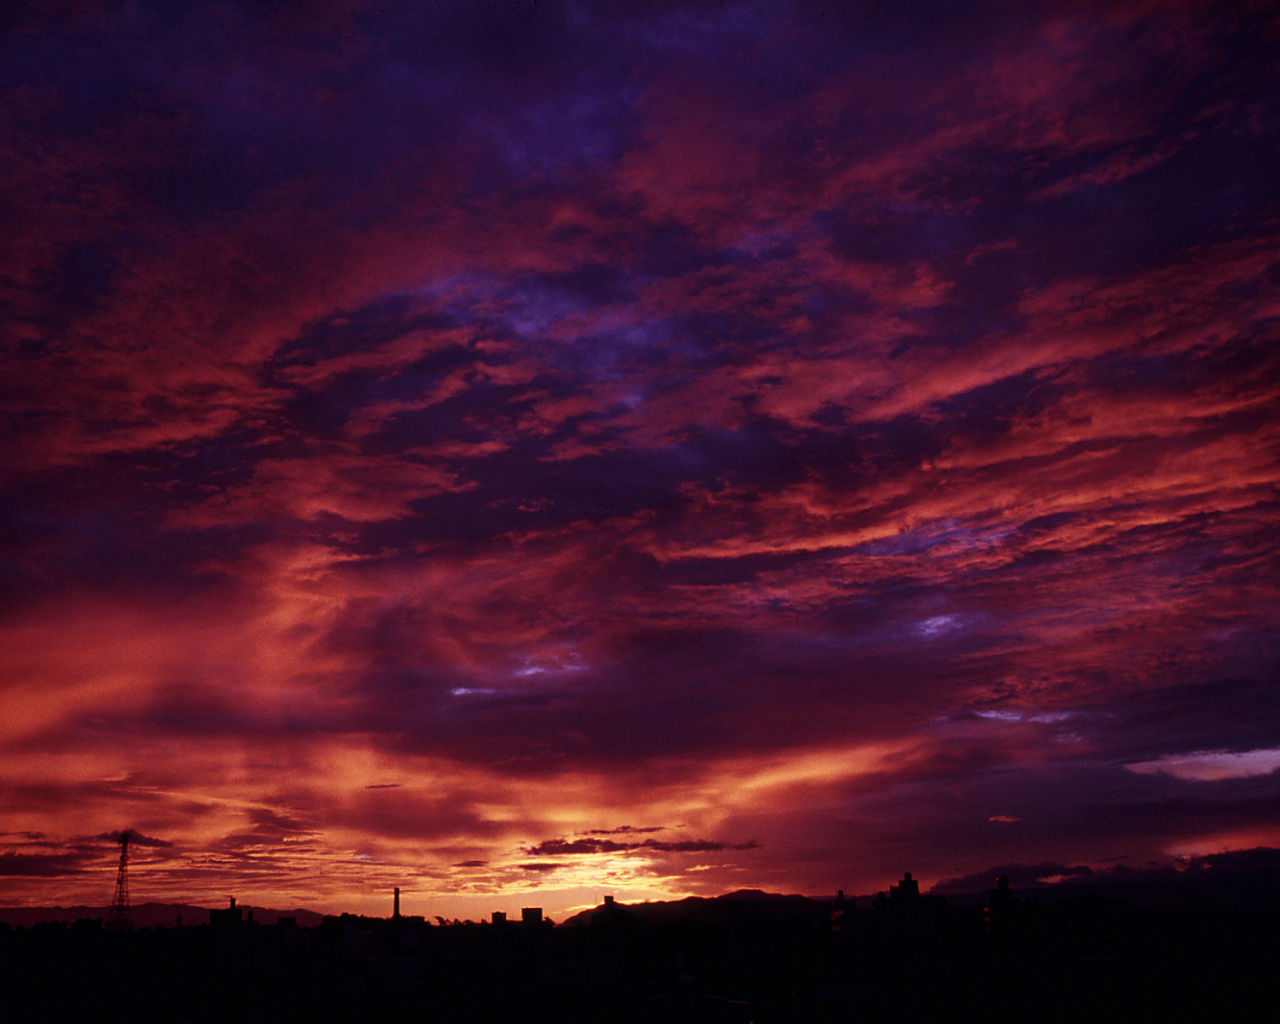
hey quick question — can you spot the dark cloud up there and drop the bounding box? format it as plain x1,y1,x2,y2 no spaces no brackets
932,862,1094,894
1086,675,1280,762
91,830,173,849
932,846,1280,904
0,851,95,877
525,836,758,857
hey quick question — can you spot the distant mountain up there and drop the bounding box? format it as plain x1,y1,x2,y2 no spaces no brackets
564,860,1280,929
0,902,326,928
560,888,839,928
930,847,1280,915
978,870,1280,914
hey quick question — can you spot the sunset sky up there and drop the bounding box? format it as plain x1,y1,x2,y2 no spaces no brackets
3,1,1279,922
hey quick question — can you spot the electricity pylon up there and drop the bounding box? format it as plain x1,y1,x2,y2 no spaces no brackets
108,830,131,930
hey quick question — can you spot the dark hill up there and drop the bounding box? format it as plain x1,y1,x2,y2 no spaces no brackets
0,902,325,928
561,888,837,928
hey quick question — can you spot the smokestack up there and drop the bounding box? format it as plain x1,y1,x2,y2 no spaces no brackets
393,887,400,919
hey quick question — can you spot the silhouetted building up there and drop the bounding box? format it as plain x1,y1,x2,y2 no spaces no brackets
591,893,640,933
521,907,543,926
890,872,920,902
831,889,851,940
985,875,1018,939
210,896,243,927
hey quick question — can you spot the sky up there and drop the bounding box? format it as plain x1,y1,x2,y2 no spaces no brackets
2,0,1279,922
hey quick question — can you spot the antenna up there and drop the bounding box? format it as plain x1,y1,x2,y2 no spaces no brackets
109,830,131,930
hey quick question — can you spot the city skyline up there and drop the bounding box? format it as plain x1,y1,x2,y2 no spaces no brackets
3,1,1279,923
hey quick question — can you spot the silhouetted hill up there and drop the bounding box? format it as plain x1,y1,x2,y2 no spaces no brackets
564,856,1280,930
0,902,325,928
562,888,834,928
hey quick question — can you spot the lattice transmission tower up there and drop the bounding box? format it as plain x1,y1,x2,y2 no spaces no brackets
109,830,131,930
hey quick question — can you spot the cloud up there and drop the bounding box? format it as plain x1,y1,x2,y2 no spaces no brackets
1126,748,1280,783
0,852,97,877
525,836,758,857
1,0,1277,920
92,830,173,848
932,862,1095,894
931,846,1280,901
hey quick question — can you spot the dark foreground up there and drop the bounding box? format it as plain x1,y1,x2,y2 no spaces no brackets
2,885,1275,1022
